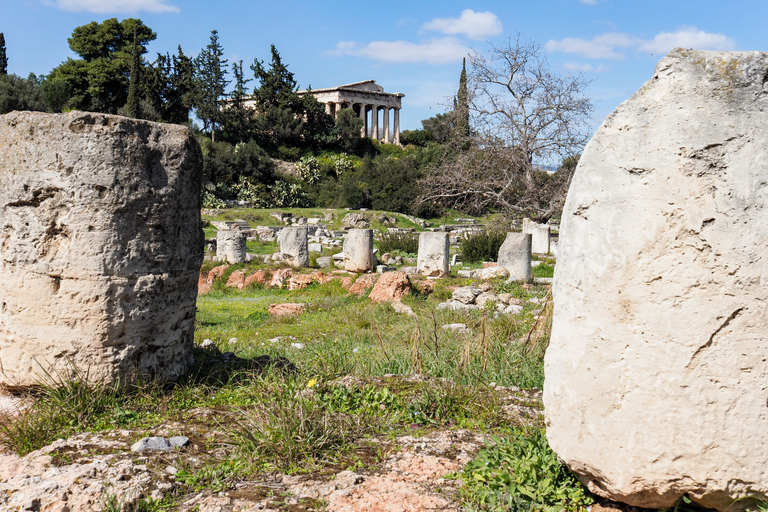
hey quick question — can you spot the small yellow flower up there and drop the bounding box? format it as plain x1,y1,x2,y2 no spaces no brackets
306,378,318,388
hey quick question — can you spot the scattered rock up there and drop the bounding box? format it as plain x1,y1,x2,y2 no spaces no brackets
442,323,470,334
244,269,268,287
452,286,483,304
348,274,379,297
391,302,416,316
269,267,292,288
268,303,306,316
476,266,510,280
369,271,412,302
131,436,172,452
225,269,247,289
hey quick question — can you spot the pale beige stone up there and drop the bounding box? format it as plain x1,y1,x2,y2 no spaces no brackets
279,226,309,267
545,49,768,511
497,233,531,282
0,111,202,389
343,229,375,272
416,232,449,277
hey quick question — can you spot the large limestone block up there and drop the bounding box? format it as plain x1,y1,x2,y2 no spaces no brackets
544,49,768,511
497,233,531,282
0,111,203,388
417,232,449,277
279,227,309,267
343,229,374,273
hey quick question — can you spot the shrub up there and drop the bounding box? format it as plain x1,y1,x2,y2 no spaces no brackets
414,201,444,219
460,428,593,512
460,229,507,263
377,231,419,255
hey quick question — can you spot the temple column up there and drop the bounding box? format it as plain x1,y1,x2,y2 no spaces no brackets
325,102,332,115
383,108,391,144
359,103,367,138
393,108,401,145
371,106,379,140
334,102,344,118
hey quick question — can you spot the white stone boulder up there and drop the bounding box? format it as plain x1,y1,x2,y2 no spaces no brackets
522,218,550,254
278,227,309,267
545,49,768,512
0,111,202,388
343,229,375,272
497,233,532,282
416,232,449,277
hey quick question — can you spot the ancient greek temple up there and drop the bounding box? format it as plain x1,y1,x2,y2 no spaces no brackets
298,80,404,145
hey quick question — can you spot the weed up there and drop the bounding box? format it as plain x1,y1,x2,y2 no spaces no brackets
460,229,507,263
460,428,593,512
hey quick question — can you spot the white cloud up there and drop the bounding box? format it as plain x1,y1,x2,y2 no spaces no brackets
545,33,639,60
329,37,469,65
422,9,502,40
564,62,609,73
547,27,735,61
45,0,179,13
638,27,736,54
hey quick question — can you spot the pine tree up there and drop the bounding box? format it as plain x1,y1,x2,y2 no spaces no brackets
250,45,298,110
0,33,7,75
221,60,252,143
194,30,229,142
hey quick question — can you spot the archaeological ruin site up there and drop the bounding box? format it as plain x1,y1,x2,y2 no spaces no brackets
0,48,766,511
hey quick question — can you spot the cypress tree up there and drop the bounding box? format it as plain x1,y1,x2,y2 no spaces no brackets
193,30,229,142
125,31,142,118
455,57,470,137
0,33,8,75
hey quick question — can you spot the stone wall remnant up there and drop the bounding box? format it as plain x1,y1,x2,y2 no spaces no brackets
343,229,375,273
417,232,449,277
278,226,309,267
0,111,203,388
544,49,768,512
497,233,531,282
217,229,246,264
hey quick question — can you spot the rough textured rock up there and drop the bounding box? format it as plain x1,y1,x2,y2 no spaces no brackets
348,274,378,296
216,229,246,263
368,271,411,302
0,111,202,388
343,229,375,273
497,233,532,282
545,49,768,512
225,269,246,289
269,268,293,288
476,266,510,280
522,218,550,254
268,303,306,316
278,226,309,267
416,232,449,277
244,269,267,287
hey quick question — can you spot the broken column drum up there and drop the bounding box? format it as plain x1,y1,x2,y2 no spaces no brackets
217,229,246,264
343,229,375,272
497,232,531,282
0,111,203,388
416,232,449,277
544,49,768,511
279,226,309,267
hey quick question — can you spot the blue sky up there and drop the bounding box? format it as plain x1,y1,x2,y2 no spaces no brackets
3,0,767,134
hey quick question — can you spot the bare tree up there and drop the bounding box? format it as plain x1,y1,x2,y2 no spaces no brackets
419,35,592,222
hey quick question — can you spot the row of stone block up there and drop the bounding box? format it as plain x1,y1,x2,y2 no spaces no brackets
218,227,537,281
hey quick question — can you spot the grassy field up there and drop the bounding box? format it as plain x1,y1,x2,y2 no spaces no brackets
0,209,587,511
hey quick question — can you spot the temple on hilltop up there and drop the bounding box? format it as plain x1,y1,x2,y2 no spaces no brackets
244,80,404,145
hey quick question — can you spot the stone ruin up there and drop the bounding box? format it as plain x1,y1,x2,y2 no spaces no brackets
416,232,449,277
545,49,768,511
343,229,375,273
0,111,203,388
497,233,532,282
278,226,309,267
216,229,246,264
522,218,550,254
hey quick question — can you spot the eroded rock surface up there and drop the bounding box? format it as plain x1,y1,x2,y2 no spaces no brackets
545,49,768,511
0,111,202,388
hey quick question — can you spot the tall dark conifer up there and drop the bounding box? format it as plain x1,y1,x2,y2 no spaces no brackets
0,33,8,75
194,30,229,142
455,57,470,138
125,31,141,118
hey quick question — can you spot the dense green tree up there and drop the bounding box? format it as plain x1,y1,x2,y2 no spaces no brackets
144,46,194,123
40,76,71,112
0,73,46,114
0,33,7,76
250,45,299,111
334,108,364,153
47,18,156,113
220,60,254,144
301,91,335,150
194,30,229,141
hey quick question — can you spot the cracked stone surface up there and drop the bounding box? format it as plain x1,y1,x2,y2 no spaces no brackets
545,48,768,511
